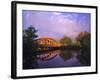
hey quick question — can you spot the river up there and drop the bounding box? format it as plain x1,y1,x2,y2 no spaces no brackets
23,48,90,69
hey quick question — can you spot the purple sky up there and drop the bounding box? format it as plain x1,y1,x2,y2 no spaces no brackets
22,10,91,41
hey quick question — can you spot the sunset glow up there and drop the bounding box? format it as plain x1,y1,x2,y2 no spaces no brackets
23,11,91,41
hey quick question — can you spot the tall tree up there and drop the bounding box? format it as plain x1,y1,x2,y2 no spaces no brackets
76,32,91,48
23,25,38,69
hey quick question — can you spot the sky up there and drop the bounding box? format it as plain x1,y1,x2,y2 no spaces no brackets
22,10,91,41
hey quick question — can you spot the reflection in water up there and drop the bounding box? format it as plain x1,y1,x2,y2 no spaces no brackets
23,48,90,69
77,48,91,66
36,50,60,61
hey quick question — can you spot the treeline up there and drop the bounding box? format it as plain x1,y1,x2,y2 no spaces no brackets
60,31,91,48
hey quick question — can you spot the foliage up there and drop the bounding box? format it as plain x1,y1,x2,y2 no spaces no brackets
23,25,38,69
80,33,90,48
60,36,72,46
76,32,90,48
71,40,80,47
23,25,38,43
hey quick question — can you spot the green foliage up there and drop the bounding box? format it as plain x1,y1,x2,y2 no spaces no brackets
76,32,90,48
60,36,72,46
80,33,90,48
71,40,80,47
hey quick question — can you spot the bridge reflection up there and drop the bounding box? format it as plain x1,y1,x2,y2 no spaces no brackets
36,50,61,61
35,49,81,61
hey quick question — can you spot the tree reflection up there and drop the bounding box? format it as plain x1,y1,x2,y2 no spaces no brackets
77,48,91,66
59,50,72,61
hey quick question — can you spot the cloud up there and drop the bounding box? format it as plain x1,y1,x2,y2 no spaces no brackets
23,11,90,40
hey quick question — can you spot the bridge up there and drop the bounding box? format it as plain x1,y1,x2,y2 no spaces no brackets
33,38,61,51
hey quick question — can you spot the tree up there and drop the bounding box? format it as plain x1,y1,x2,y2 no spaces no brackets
71,40,80,47
23,25,38,43
76,32,90,48
23,25,38,69
60,36,72,46
80,33,90,48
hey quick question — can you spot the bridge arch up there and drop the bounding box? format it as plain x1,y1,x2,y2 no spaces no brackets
33,38,61,51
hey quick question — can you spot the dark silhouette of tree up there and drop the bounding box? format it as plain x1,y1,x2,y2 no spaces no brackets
23,25,38,69
80,33,90,48
76,32,91,48
76,32,91,66
23,25,38,43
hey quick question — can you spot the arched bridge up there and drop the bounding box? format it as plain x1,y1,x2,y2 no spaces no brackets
33,38,61,51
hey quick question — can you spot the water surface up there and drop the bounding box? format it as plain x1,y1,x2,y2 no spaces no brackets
23,49,90,69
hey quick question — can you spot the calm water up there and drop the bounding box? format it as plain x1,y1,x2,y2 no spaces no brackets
23,49,91,69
